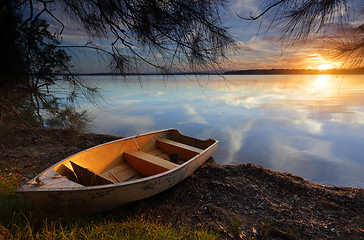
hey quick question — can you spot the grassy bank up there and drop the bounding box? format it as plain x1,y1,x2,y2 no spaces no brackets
0,172,218,239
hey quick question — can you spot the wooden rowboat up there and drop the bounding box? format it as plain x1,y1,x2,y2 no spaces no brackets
16,129,218,214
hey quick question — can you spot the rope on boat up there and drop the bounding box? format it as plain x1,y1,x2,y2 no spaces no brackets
28,174,66,187
133,137,141,151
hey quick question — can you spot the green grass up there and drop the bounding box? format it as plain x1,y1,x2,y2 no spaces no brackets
9,218,217,240
0,173,218,240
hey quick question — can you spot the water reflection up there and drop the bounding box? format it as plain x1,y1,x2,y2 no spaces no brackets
80,75,364,188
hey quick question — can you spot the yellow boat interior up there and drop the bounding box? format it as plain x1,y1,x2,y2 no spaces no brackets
53,129,216,187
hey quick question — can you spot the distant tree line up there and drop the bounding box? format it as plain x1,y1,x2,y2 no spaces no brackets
225,68,364,75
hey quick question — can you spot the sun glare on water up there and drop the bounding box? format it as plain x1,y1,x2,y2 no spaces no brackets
315,75,328,88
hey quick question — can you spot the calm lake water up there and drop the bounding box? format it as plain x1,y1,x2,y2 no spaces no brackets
78,75,364,188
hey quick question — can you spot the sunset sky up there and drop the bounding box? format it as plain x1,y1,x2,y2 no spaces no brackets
222,0,360,71
58,0,361,73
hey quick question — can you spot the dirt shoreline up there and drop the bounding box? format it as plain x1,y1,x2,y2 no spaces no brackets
1,128,363,239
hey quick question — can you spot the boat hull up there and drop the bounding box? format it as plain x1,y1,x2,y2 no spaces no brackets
16,129,218,214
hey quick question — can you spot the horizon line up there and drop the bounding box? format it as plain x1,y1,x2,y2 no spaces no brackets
59,67,364,76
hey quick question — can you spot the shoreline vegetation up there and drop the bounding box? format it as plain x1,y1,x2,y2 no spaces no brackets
224,68,364,75
1,127,363,239
63,67,364,76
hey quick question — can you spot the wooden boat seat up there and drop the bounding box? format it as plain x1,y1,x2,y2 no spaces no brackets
124,151,179,176
57,163,79,183
70,161,114,186
156,138,203,160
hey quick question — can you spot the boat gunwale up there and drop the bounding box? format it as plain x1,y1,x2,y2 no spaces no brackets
16,128,218,193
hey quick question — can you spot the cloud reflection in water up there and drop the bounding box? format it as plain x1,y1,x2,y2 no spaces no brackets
80,75,364,188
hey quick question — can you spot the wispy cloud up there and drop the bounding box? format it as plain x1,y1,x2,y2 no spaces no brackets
180,104,208,125
222,122,254,164
91,110,154,134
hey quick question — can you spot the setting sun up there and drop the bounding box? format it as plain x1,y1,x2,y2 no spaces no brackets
317,63,333,70
308,54,341,70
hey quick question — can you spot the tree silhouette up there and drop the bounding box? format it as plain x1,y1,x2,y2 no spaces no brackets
0,1,26,88
5,0,235,78
241,0,364,67
1,0,235,128
1,1,98,129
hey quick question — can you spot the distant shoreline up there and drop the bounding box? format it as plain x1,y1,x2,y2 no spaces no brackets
60,67,364,76
224,68,364,75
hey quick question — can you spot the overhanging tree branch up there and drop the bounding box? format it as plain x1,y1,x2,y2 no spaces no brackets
239,0,363,67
